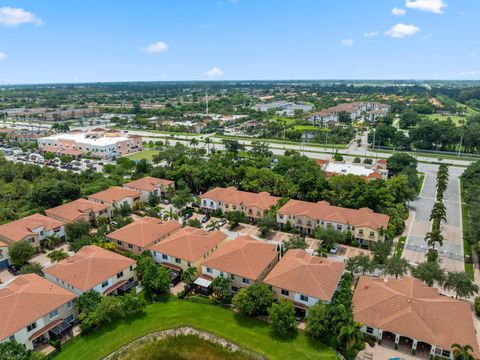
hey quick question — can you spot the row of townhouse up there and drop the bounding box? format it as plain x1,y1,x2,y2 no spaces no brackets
306,102,390,127
0,245,138,350
200,187,389,246
200,186,280,222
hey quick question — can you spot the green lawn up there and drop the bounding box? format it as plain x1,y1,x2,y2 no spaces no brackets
395,237,407,259
55,297,337,360
425,113,466,126
290,125,323,131
124,150,159,161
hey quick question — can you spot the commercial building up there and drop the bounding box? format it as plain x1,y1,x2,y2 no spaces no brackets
317,159,388,180
38,128,142,159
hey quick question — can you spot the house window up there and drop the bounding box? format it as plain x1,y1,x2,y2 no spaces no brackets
231,286,239,292
248,209,252,214
128,244,133,249
358,229,364,236
336,225,342,231
27,322,37,332
230,274,235,280
117,271,124,279
162,254,168,260
206,267,212,274
366,327,374,334
232,205,237,210
49,309,59,319
101,280,109,288
281,289,289,296
300,295,309,302
65,314,74,323
369,231,375,238
152,251,157,257
175,258,181,264
256,211,261,216
203,200,207,206
220,271,224,277
129,266,133,271
8,335,15,342
67,301,72,309
306,220,312,226
242,278,250,285
279,214,284,219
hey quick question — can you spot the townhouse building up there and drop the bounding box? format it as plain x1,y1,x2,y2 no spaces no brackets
0,274,76,350
45,198,111,224
200,187,280,222
44,245,137,296
87,186,141,210
123,176,175,203
277,199,389,245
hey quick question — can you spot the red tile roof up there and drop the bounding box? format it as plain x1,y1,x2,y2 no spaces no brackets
0,214,64,243
123,176,174,192
201,187,280,211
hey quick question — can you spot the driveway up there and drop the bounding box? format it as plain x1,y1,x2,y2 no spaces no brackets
402,164,464,271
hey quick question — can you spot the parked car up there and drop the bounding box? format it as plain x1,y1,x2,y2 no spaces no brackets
218,218,226,227
183,212,193,220
7,265,20,276
160,199,170,205
329,243,340,254
201,214,211,223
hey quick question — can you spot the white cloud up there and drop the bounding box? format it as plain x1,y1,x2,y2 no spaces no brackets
385,23,421,38
0,7,43,27
205,67,224,77
460,70,480,76
143,41,169,54
0,52,6,61
392,8,407,16
341,38,354,46
405,0,447,14
363,31,379,37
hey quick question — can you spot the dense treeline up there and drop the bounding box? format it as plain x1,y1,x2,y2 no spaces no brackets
462,160,480,255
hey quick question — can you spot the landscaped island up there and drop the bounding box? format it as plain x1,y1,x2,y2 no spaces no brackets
54,297,338,360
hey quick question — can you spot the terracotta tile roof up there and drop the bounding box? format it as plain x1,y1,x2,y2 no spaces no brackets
107,217,181,248
45,199,109,223
353,276,480,354
43,245,135,292
278,199,389,230
0,241,7,247
123,176,174,192
201,187,280,211
0,274,76,341
151,227,227,262
264,249,345,302
203,236,278,280
88,186,141,204
0,214,64,243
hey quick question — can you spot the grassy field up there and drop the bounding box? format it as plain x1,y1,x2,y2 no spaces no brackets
124,150,159,161
290,125,323,131
425,114,466,125
115,334,257,360
271,116,296,125
55,297,337,360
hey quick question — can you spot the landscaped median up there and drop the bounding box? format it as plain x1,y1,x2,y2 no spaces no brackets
55,297,338,360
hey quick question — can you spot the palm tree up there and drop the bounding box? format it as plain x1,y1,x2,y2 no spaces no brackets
181,266,198,286
163,208,178,221
204,137,211,154
189,138,199,149
451,343,475,360
336,321,363,352
430,202,447,224
425,226,444,251
207,220,220,231
44,234,61,250
47,249,69,263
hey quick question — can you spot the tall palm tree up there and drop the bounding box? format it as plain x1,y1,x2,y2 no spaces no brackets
189,138,199,149
207,219,220,231
204,137,211,154
181,266,198,286
425,226,444,251
163,208,178,221
430,202,447,224
451,343,475,360
336,321,363,351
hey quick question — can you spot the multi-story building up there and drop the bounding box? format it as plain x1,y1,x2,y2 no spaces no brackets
0,274,76,350
44,245,137,296
306,102,389,127
123,176,175,203
38,128,142,159
106,217,181,255
264,249,345,314
0,241,9,270
0,214,65,251
200,187,280,222
150,227,227,272
87,186,141,210
45,198,111,224
353,276,480,359
277,199,389,245
200,236,279,293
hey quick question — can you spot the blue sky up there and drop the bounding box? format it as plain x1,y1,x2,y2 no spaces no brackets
0,0,479,83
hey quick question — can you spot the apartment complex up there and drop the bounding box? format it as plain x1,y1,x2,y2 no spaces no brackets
44,245,137,296
38,128,142,159
264,250,345,312
200,187,280,221
306,102,389,127
277,199,389,245
0,274,76,350
0,214,65,251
